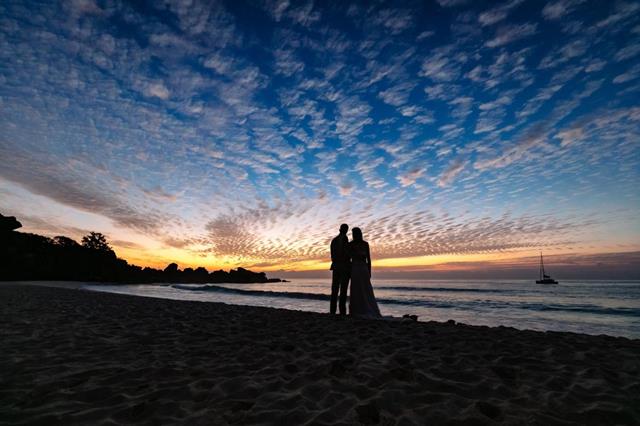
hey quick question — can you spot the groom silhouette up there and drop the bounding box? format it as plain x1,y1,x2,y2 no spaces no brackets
330,224,351,315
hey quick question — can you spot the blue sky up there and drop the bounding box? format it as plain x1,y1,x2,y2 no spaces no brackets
1,0,639,274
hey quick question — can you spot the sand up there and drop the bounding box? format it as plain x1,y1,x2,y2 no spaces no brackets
1,284,639,425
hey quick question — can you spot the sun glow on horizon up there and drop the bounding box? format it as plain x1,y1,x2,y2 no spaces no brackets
108,238,640,277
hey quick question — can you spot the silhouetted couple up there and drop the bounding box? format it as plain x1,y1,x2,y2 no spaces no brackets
330,224,381,318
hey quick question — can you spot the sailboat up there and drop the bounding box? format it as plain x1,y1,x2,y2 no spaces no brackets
536,252,558,284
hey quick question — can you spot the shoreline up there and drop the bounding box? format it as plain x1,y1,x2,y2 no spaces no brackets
6,280,639,340
1,284,639,424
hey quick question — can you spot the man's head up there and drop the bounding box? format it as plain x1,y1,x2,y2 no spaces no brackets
339,224,349,234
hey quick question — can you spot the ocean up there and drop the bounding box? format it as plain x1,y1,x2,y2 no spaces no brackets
85,279,640,339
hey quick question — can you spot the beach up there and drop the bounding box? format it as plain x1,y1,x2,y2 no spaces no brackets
84,279,640,339
1,283,639,425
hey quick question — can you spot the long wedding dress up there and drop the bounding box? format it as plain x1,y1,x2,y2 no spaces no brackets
348,241,381,318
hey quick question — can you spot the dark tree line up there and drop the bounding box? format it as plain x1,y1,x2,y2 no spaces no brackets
0,214,282,284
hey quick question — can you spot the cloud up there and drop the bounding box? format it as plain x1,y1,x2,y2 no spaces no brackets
203,53,234,74
140,186,178,202
273,48,305,76
145,82,171,100
112,240,145,250
615,42,640,62
479,10,508,27
419,48,461,81
287,1,321,27
596,1,640,28
517,83,563,119
478,0,525,26
613,63,640,84
485,23,537,48
159,0,236,39
437,160,466,187
205,215,259,257
417,31,435,40
334,96,373,143
378,81,416,107
2,0,638,272
68,0,102,15
264,0,290,21
398,169,424,187
556,127,584,147
436,0,470,7
538,39,588,69
585,58,606,73
372,9,414,34
0,147,166,233
474,125,548,171
357,209,600,261
541,0,586,20
339,182,354,196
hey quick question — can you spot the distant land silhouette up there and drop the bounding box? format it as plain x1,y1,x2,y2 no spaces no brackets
0,213,283,284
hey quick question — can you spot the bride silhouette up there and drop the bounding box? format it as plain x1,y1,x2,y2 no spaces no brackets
348,227,381,318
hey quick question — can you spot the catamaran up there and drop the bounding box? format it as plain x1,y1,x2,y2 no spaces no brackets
536,252,558,284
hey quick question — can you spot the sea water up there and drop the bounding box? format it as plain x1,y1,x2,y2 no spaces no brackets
85,279,640,339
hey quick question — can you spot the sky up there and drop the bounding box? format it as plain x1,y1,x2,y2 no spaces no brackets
1,0,639,278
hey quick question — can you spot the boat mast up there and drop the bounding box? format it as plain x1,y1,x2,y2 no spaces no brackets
539,251,545,280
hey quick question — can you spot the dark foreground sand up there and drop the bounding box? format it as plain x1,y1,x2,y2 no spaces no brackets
1,284,639,425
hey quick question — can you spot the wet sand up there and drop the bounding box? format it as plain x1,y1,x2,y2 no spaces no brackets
1,283,639,425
